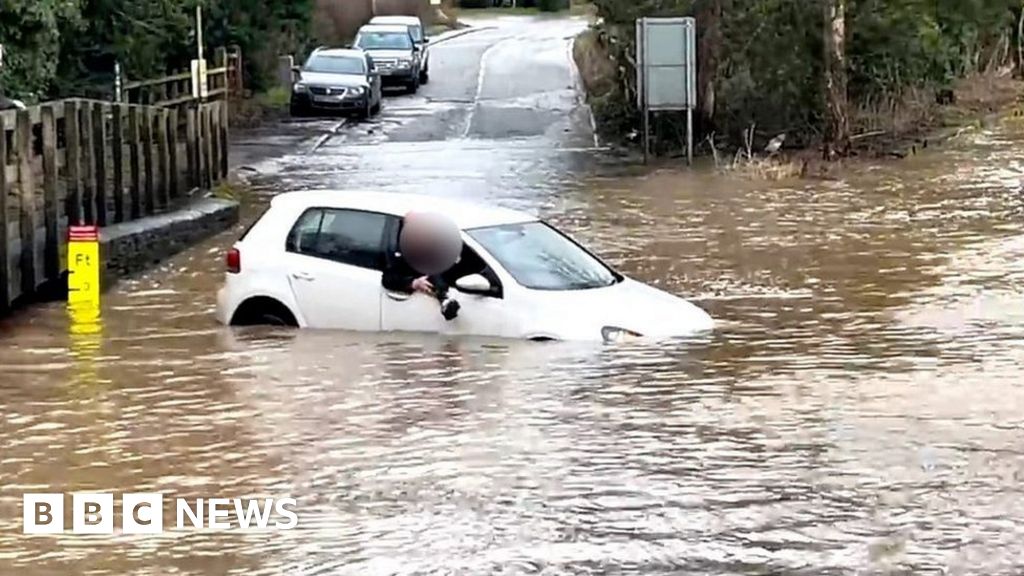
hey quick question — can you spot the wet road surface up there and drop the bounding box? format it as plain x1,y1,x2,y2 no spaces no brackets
3,15,1024,576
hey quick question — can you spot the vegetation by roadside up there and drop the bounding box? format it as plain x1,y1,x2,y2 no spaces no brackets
573,0,1024,168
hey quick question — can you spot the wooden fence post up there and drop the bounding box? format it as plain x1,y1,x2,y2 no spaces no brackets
41,105,60,283
81,103,95,224
0,115,9,308
64,101,82,226
128,107,142,220
210,104,221,186
142,108,155,215
215,47,228,93
92,102,108,226
203,105,214,190
112,105,125,223
186,106,197,191
15,110,36,297
219,99,229,179
168,109,180,199
156,109,170,209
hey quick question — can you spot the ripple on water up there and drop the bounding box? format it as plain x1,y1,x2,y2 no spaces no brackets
1,114,1024,576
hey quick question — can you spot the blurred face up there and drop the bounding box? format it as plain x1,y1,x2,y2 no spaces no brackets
400,211,462,275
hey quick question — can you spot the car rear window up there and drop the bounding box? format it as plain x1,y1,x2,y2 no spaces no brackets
237,206,270,241
285,208,390,270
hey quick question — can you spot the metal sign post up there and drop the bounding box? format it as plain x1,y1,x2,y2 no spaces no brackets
192,5,208,100
635,17,697,165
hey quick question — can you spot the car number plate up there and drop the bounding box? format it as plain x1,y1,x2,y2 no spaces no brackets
313,95,342,103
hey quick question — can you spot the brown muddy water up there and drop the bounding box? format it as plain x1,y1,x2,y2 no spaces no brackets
1,121,1023,575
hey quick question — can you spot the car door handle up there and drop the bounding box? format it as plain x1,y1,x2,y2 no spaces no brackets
291,272,315,282
385,291,410,302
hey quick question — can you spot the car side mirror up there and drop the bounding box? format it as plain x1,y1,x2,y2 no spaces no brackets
423,38,430,44
455,274,492,294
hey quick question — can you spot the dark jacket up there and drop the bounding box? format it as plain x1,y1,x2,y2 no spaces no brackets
381,251,479,295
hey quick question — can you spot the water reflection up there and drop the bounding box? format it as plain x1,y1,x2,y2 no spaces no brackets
1,119,1024,574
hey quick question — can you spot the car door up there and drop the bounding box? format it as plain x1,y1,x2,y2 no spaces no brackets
281,208,390,331
380,232,511,337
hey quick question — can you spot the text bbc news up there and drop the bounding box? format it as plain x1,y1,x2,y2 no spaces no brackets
23,493,299,534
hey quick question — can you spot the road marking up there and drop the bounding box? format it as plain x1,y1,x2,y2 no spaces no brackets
462,35,511,139
307,119,348,154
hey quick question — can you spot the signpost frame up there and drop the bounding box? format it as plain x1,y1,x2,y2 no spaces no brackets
635,16,697,165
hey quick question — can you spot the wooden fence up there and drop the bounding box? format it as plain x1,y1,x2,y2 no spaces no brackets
0,98,230,310
120,46,244,107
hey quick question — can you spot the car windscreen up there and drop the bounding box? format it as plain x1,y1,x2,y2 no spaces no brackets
467,222,620,291
304,55,365,75
355,32,413,50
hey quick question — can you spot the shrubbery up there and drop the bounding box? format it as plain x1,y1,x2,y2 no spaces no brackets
586,0,1023,150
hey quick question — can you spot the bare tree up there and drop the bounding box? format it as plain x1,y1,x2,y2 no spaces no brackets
696,0,723,135
823,0,850,159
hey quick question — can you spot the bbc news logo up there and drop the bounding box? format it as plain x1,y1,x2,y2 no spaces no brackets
23,493,298,534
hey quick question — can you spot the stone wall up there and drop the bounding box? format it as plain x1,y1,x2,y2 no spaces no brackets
100,198,239,286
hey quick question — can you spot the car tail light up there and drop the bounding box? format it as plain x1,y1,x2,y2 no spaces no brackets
226,247,241,274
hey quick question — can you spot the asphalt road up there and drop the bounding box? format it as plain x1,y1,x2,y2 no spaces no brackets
230,15,600,203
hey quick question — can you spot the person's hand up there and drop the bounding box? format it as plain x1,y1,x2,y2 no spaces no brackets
411,276,434,294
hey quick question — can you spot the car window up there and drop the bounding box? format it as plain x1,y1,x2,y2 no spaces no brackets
408,26,423,42
355,32,413,50
467,222,620,291
286,208,389,270
304,55,366,75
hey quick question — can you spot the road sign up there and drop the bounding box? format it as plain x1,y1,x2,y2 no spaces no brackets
68,225,100,324
635,17,697,164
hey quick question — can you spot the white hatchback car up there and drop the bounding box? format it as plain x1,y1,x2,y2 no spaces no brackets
216,191,714,342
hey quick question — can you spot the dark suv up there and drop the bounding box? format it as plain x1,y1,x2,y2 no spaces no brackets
353,24,423,94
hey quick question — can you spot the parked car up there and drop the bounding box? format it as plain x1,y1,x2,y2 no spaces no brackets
290,48,383,119
216,191,715,342
353,24,423,94
368,15,430,84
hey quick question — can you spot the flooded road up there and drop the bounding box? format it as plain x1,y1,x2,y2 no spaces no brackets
3,15,1024,576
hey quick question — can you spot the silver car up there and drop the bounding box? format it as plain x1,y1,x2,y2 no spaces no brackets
290,48,383,119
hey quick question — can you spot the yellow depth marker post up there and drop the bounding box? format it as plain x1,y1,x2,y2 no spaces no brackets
67,225,101,330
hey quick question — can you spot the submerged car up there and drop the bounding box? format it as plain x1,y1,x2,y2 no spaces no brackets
291,48,383,118
216,191,715,342
353,24,423,93
368,15,430,84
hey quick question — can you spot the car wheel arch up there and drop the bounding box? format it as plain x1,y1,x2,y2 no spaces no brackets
230,296,300,327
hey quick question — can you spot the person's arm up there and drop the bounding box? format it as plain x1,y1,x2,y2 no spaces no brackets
382,264,417,293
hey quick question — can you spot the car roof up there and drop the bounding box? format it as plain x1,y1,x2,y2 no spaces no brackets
357,24,413,34
311,48,366,59
369,16,422,26
271,191,537,229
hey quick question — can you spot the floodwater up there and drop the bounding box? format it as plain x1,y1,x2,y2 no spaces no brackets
3,50,1024,576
